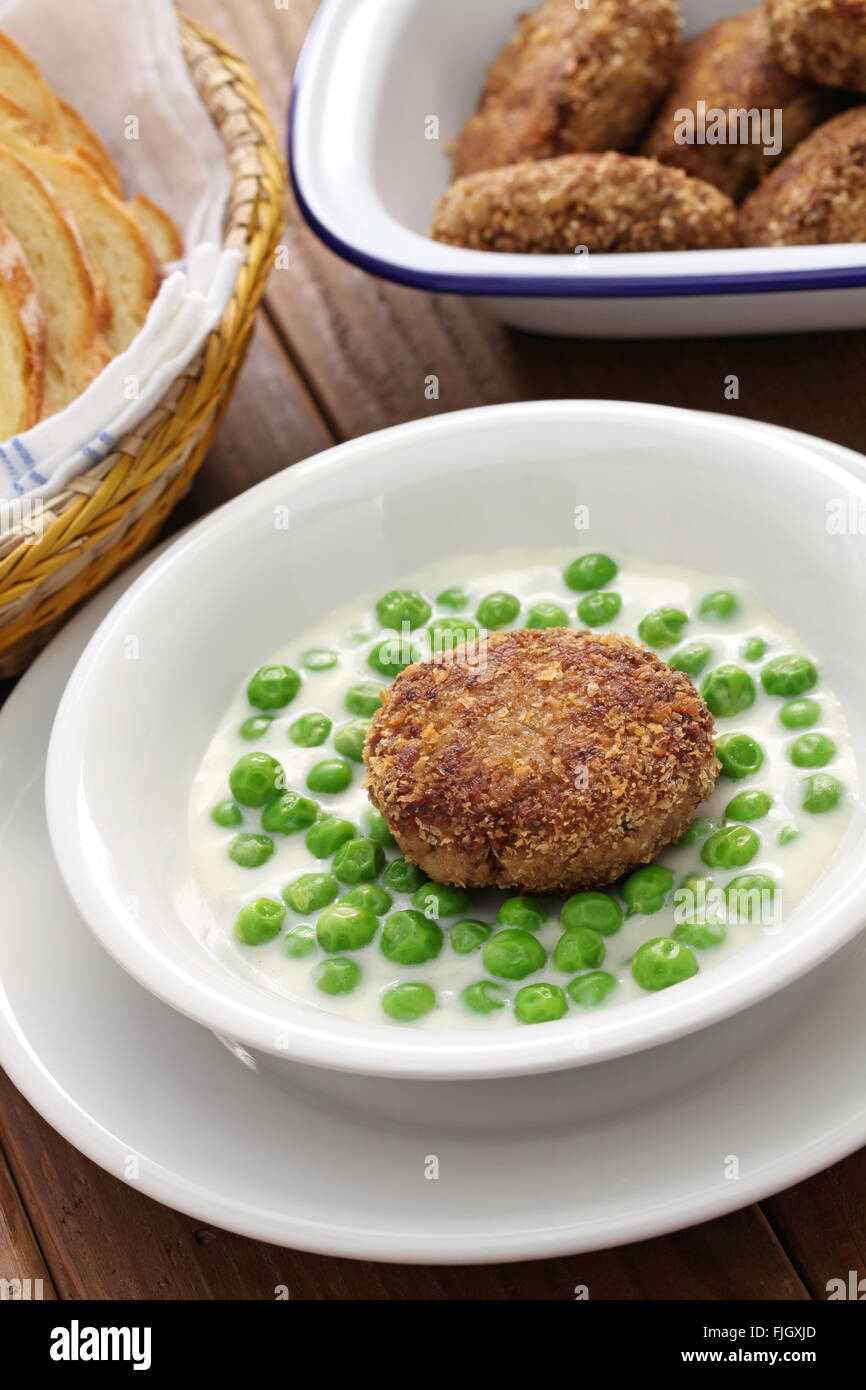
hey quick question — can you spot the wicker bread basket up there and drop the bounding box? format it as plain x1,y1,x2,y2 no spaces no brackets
0,13,285,677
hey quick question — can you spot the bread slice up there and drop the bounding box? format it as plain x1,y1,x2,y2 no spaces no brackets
58,98,124,197
0,33,61,143
18,146,159,353
129,193,183,263
0,145,100,417
0,213,44,437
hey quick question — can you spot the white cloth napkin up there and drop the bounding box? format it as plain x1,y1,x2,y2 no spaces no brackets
0,0,242,502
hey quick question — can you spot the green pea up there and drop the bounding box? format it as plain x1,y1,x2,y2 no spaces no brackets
228,833,274,868
382,982,436,1021
527,602,569,629
333,718,370,763
779,698,819,730
341,883,392,916
283,925,317,958
436,586,468,610
411,881,471,920
233,897,285,945
289,711,332,747
553,927,605,973
674,917,727,950
716,731,764,780
314,957,361,995
383,858,428,893
345,682,384,717
560,891,623,936
622,865,674,917
669,642,712,677
724,873,777,923
427,617,481,655
368,637,418,679
462,980,507,1014
567,971,616,1008
778,825,800,846
672,874,726,948
239,715,273,741
701,824,760,869
316,901,378,952
761,654,818,698
483,928,546,980
380,909,443,964
229,752,284,807
724,789,772,822
261,791,318,835
332,837,386,885
211,799,242,829
632,937,698,991
638,607,688,649
449,919,492,954
306,758,352,795
375,589,431,631
577,591,622,627
247,664,301,710
305,815,356,858
700,665,756,719
564,553,617,592
302,649,338,671
699,590,739,619
802,773,844,814
283,872,338,914
497,896,547,931
677,816,715,847
361,806,396,847
790,732,836,768
743,637,768,662
476,591,520,629
514,983,568,1025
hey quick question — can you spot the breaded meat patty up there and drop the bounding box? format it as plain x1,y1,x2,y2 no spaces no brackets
739,105,866,244
431,152,738,253
641,9,836,202
452,0,682,179
364,629,720,895
764,0,866,91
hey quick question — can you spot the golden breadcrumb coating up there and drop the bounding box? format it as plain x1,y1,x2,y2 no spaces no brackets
431,152,738,253
739,105,866,244
364,629,720,895
453,0,682,178
764,0,866,91
641,9,837,202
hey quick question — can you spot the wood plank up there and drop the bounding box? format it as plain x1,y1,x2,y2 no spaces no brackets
0,1143,57,1300
763,1156,866,1301
0,1071,806,1300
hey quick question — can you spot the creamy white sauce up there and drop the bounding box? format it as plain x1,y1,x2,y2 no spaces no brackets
189,549,857,1029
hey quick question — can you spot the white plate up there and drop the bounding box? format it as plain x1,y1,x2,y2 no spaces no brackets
291,0,866,336
0,420,864,1263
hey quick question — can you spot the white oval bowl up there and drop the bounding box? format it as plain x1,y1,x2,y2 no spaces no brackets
46,401,866,1080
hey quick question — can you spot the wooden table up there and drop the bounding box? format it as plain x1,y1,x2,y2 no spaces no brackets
2,0,865,1301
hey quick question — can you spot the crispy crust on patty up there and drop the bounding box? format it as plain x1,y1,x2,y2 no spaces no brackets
431,152,738,253
364,629,720,894
641,9,837,202
739,105,866,244
764,0,866,91
453,0,682,178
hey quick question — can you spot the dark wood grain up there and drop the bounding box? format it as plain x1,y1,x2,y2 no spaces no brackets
0,0,863,1301
0,1144,57,1300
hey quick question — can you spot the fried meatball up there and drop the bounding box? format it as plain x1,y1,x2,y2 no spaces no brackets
452,0,683,179
364,629,720,895
641,10,837,202
739,105,866,244
431,152,738,253
764,0,866,91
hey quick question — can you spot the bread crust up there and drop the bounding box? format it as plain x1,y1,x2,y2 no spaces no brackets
739,105,866,244
453,0,682,178
764,0,866,90
364,628,720,894
432,151,738,253
0,214,44,435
